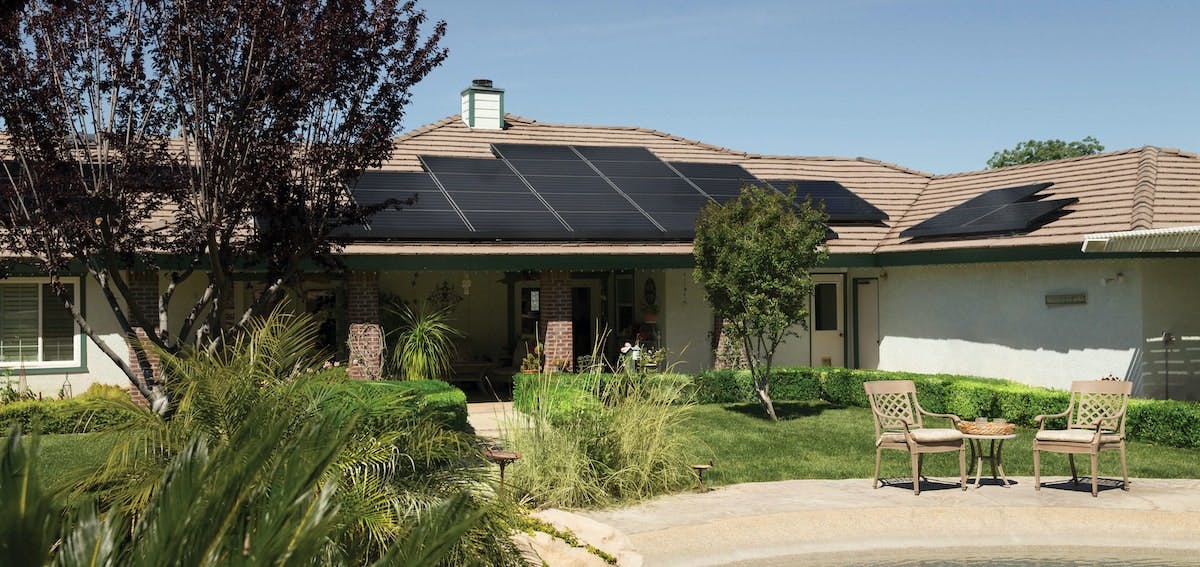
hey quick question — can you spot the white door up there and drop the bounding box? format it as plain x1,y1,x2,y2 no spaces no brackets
811,275,844,367
854,278,880,369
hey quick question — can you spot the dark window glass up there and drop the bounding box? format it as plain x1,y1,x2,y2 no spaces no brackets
815,283,838,331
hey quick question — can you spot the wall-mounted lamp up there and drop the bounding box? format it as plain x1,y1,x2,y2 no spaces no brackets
461,273,472,296
1101,272,1125,286
879,270,888,280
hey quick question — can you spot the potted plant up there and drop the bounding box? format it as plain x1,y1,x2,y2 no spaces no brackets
642,303,659,324
387,302,461,381
637,346,667,374
520,343,543,374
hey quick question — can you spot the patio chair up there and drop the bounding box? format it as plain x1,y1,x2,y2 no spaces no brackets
864,380,966,495
1033,380,1132,497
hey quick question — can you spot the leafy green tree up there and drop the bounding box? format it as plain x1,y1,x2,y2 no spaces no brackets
693,185,829,420
987,136,1105,168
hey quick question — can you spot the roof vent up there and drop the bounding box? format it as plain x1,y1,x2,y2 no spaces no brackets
461,79,504,130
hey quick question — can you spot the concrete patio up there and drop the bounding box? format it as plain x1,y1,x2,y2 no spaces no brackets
468,402,1200,566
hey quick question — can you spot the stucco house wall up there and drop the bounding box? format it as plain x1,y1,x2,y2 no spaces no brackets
875,259,1144,390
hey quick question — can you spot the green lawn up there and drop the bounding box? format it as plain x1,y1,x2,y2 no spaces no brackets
30,403,1200,492
33,433,119,490
690,401,1200,486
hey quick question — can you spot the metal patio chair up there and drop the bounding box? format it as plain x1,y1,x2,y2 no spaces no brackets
864,380,967,495
1033,380,1132,497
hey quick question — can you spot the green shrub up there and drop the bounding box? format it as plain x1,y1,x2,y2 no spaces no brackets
0,393,137,435
506,372,697,508
683,366,1200,448
305,378,469,433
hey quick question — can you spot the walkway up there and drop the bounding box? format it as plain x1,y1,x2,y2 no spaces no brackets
467,400,512,440
580,477,1200,566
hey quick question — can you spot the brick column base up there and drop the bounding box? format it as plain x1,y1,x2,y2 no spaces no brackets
348,323,384,380
539,271,572,371
126,327,162,406
713,318,747,370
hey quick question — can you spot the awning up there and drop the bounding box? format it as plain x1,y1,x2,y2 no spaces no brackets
1081,225,1200,253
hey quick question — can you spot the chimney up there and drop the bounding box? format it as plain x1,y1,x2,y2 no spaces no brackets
461,79,505,130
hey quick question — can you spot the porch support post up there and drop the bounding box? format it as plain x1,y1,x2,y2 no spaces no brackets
347,271,384,380
713,317,746,370
125,270,161,407
539,270,573,371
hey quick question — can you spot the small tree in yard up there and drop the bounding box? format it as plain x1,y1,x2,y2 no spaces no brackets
0,1,447,406
693,185,829,421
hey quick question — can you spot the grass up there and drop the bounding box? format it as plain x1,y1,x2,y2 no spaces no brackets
692,401,1200,486
29,401,1200,498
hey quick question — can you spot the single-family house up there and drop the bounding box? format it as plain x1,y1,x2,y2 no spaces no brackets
9,80,1200,400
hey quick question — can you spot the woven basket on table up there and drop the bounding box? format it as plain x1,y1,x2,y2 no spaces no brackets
956,421,1015,435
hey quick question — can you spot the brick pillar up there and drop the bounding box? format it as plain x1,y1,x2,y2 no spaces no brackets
347,271,383,380
712,318,747,370
125,271,161,406
539,270,572,372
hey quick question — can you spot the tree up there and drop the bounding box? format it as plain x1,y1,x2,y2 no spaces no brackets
0,0,447,405
987,136,1105,168
693,185,829,420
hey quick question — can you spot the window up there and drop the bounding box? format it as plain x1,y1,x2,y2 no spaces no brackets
0,280,80,367
814,283,839,331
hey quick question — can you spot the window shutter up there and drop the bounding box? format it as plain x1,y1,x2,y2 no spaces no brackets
0,284,39,363
41,283,76,362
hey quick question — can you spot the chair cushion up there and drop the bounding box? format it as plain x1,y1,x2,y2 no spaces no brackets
880,428,963,444
1036,429,1123,443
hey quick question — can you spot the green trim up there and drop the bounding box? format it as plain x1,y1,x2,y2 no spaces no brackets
839,272,848,369
342,253,694,271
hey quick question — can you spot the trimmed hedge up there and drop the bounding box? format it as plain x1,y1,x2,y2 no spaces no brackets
687,366,1200,449
0,384,137,434
1,377,470,436
306,378,469,433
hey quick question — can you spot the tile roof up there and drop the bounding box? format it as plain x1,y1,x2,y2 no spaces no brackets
384,114,1200,255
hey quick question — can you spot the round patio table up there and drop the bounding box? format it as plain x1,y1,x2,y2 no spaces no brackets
964,432,1017,488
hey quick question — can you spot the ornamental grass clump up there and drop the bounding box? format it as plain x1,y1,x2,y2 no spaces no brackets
502,338,698,509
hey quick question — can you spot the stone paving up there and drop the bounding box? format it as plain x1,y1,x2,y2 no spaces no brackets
467,402,1200,566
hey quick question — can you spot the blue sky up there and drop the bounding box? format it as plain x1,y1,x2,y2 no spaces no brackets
402,1,1200,175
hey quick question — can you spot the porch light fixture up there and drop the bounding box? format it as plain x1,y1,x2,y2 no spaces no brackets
462,274,472,296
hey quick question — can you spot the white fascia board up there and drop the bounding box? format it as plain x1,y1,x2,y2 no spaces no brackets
1082,225,1200,253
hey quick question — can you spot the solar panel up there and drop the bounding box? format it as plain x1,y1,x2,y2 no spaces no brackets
668,162,757,180
420,156,513,175
539,192,639,212
491,144,580,160
432,172,530,193
591,160,678,178
609,178,703,196
444,191,548,211
900,182,1072,239
574,146,658,161
767,180,889,223
506,159,597,176
340,145,878,242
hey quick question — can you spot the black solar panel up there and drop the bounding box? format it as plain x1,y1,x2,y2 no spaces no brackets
574,146,657,161
340,145,881,242
433,173,530,193
900,182,1073,239
491,144,580,160
610,178,703,196
506,159,597,176
668,162,757,180
591,160,678,178
767,180,889,223
420,156,513,175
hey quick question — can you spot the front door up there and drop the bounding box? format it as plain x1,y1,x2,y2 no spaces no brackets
811,274,844,367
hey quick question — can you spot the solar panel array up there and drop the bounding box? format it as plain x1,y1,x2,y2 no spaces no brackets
765,179,889,223
340,144,890,242
900,182,1076,239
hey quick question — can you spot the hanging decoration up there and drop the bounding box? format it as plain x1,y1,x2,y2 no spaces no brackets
427,280,463,310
